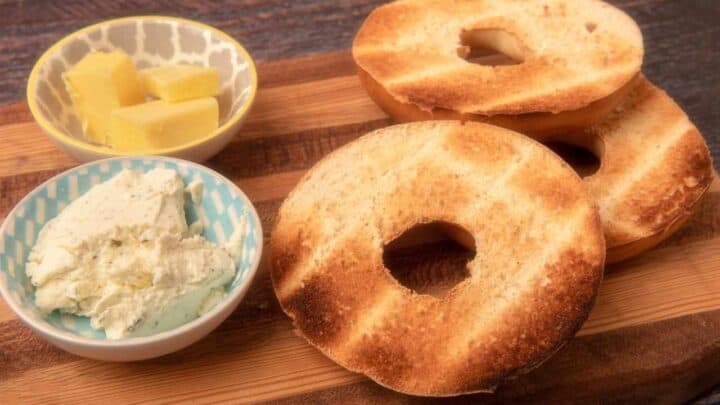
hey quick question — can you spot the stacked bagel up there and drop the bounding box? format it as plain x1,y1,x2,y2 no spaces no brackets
271,0,713,397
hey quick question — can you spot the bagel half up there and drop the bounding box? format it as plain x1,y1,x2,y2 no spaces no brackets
572,77,714,263
353,0,644,135
271,121,605,396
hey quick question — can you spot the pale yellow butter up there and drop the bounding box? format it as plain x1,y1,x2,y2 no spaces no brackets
108,97,219,152
63,51,144,144
140,64,220,102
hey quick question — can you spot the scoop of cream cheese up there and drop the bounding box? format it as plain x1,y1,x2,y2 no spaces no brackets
26,168,243,339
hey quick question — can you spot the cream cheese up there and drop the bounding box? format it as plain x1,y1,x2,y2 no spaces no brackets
26,168,243,339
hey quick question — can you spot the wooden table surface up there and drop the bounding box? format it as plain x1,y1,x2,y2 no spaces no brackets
1,0,719,403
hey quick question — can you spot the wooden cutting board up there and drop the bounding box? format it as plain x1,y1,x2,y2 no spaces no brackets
1,51,720,404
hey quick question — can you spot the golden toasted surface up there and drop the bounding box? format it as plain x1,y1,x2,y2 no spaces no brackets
271,122,606,396
580,77,713,262
353,0,643,115
357,66,641,137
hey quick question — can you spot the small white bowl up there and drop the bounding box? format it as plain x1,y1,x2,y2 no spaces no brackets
0,156,263,361
26,16,257,163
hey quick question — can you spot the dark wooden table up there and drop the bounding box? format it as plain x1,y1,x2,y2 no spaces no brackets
0,0,719,403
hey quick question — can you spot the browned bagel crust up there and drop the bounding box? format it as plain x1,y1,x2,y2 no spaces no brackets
381,78,714,263
357,67,640,138
271,122,605,396
353,0,644,123
574,77,714,263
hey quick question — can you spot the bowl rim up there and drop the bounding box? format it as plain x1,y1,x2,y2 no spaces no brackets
26,15,258,157
0,156,264,347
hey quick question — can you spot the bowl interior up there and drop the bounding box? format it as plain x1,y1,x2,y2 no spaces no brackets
0,157,261,340
30,17,254,145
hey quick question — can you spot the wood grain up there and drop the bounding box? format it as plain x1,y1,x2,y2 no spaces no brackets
272,309,720,404
0,1,719,403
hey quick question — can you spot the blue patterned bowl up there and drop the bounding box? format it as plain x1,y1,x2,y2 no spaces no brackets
0,156,262,360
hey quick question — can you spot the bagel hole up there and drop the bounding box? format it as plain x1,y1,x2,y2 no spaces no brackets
457,29,524,66
383,222,475,298
545,141,601,177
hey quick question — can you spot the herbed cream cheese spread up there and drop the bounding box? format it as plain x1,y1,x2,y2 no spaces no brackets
26,168,243,339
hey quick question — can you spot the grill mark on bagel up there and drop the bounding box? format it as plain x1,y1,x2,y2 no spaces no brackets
336,205,600,394
596,119,693,232
381,60,475,87
346,152,596,392
355,51,460,88
337,285,405,351
459,66,641,114
451,147,533,225
444,203,600,371
274,228,352,302
334,141,536,353
509,157,590,212
451,245,603,392
379,58,640,115
607,128,712,242
275,129,439,301
567,77,714,260
353,0,644,115
601,215,641,245
283,233,387,346
271,122,605,395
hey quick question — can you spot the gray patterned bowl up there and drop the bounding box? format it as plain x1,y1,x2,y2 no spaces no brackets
26,16,257,162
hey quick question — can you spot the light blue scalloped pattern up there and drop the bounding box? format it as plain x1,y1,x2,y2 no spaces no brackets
0,157,260,339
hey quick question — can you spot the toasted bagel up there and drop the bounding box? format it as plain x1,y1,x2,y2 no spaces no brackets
570,77,713,263
357,68,640,138
271,121,605,396
353,0,644,134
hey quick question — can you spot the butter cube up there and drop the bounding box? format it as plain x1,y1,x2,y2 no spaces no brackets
139,65,220,102
108,97,219,152
63,51,144,144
